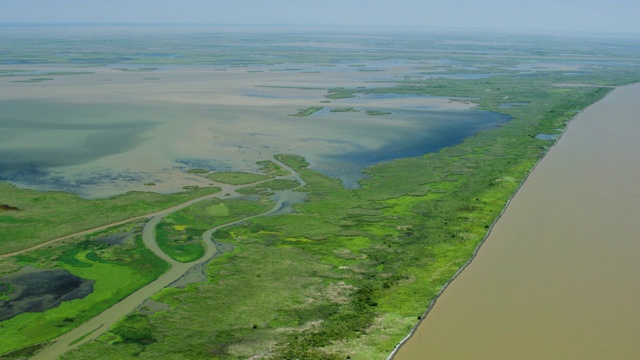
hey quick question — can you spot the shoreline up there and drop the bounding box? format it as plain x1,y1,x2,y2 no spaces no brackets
387,85,618,360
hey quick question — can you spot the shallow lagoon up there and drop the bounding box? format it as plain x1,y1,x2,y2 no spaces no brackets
0,64,510,197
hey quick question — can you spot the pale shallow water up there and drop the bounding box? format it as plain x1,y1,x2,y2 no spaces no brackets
394,83,640,359
0,65,508,197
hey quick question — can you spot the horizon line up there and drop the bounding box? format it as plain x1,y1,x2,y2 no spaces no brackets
2,22,639,37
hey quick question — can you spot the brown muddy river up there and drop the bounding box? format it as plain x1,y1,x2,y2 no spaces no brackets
394,83,640,359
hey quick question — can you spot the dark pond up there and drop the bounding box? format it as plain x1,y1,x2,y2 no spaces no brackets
0,266,94,321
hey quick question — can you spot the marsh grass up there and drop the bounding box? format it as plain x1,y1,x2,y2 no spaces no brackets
156,198,274,263
256,160,290,177
0,186,220,255
204,160,288,187
0,221,168,355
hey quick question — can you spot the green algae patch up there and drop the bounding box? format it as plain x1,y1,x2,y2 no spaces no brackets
0,222,168,355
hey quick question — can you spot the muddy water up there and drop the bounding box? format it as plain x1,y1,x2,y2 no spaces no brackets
394,83,640,359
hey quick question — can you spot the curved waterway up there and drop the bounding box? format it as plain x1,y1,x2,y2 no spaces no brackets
30,157,305,360
393,84,640,359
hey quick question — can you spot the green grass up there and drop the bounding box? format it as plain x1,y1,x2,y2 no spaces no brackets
0,216,25,225
325,87,357,99
155,198,274,262
0,186,220,254
60,244,338,360
0,221,169,355
156,223,205,263
274,154,309,170
256,160,290,177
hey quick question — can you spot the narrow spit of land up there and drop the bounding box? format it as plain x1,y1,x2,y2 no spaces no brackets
394,84,640,359
30,157,305,360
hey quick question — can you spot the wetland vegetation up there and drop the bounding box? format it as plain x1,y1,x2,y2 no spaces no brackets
0,184,220,254
289,106,325,117
0,220,169,356
1,26,640,359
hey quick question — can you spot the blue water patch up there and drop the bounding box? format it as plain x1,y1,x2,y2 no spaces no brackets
350,93,476,105
316,109,512,188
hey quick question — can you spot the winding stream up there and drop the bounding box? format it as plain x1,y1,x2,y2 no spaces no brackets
31,157,305,360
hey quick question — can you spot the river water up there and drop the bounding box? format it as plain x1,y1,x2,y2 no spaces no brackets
394,83,640,359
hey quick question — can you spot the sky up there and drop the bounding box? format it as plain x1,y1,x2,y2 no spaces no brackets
1,0,639,35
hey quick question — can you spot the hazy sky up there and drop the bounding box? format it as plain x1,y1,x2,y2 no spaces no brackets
1,0,639,34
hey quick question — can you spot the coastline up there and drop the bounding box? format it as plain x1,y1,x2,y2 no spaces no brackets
388,84,623,360
388,83,640,359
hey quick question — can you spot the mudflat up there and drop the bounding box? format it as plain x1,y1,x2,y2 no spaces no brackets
0,65,502,198
395,83,640,359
